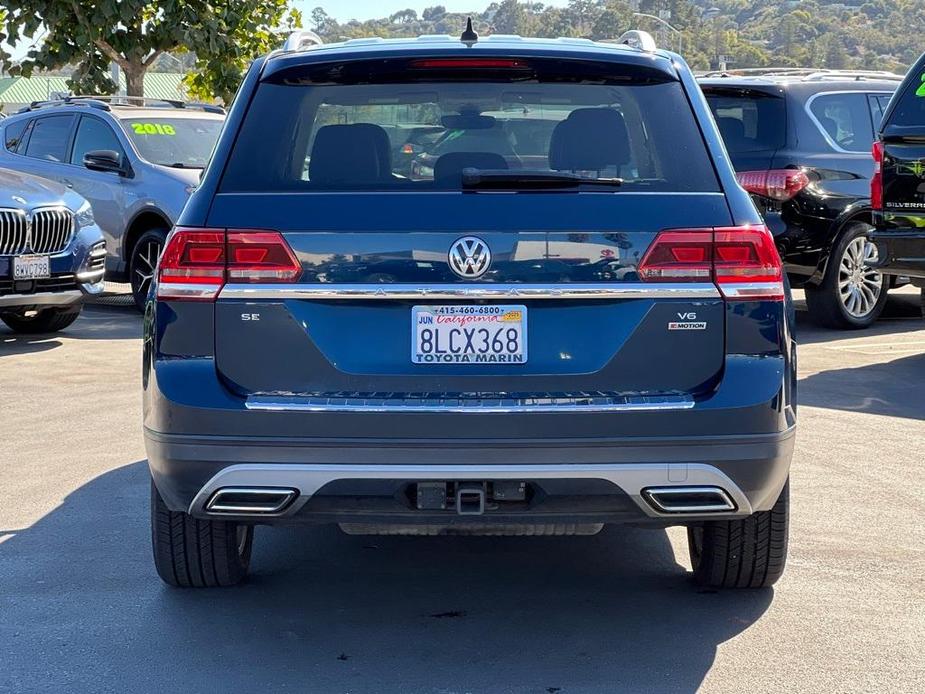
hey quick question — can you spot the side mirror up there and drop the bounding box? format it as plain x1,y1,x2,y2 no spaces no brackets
83,149,126,175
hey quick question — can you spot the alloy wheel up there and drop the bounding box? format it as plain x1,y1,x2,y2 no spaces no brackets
837,236,883,318
132,239,163,304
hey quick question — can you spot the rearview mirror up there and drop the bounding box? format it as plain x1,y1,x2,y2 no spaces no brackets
83,149,126,175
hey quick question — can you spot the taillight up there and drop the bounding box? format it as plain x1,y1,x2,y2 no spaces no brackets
637,231,713,282
639,225,784,300
871,141,884,211
736,169,810,201
156,229,225,301
156,228,300,301
226,231,301,282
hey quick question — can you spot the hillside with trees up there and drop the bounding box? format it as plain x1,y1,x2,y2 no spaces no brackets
309,0,925,73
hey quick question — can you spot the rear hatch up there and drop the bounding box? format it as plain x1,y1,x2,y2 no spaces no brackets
879,66,925,224
190,54,745,403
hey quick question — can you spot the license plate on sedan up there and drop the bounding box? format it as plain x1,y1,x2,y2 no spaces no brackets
12,255,50,280
412,305,527,364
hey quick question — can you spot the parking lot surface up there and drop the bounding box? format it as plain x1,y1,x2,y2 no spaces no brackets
1,290,923,694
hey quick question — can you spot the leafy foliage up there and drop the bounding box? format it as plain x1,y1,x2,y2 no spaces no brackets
308,0,925,72
1,1,299,99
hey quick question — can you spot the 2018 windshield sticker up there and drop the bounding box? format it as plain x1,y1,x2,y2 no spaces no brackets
916,73,925,97
131,122,176,135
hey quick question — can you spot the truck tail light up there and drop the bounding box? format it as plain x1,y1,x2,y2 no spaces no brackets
639,225,784,300
871,141,884,211
736,169,810,201
157,228,300,301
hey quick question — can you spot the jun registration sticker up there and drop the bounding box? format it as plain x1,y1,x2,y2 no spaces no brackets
412,305,527,364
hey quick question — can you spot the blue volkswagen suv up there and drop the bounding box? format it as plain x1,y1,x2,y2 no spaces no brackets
143,32,796,589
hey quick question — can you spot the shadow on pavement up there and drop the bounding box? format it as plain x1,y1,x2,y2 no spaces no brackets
799,350,925,420
0,462,773,694
0,306,140,356
793,292,923,346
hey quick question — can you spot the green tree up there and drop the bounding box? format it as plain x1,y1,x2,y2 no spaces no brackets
1,1,297,99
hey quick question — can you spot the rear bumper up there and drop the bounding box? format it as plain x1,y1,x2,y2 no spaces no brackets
870,228,925,280
145,426,795,524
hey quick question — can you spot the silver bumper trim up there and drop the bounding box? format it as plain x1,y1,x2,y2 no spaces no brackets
218,282,721,301
245,393,695,414
0,289,82,308
188,462,753,520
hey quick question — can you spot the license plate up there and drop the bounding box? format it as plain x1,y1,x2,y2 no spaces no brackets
12,255,50,280
412,305,527,364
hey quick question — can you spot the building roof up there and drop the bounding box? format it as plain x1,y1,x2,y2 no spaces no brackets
0,73,188,107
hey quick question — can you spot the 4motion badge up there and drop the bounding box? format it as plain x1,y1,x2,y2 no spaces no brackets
668,312,707,331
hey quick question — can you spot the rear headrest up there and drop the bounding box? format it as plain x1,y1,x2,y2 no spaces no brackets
434,152,509,183
716,116,746,145
309,123,392,186
819,116,840,141
549,108,630,171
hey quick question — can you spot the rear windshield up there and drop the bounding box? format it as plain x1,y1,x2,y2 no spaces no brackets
704,90,786,153
220,70,719,193
884,69,925,129
121,117,223,168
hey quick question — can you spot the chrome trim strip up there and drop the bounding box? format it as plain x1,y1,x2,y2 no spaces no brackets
219,282,721,301
719,281,785,299
642,486,737,514
76,269,105,282
188,463,754,520
156,282,220,300
245,394,695,414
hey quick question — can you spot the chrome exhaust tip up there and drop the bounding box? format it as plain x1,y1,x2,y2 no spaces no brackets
642,486,736,514
205,487,298,515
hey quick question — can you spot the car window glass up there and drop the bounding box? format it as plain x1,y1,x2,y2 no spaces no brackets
809,93,873,153
704,92,786,153
3,119,28,152
71,117,123,165
221,79,720,193
885,69,925,128
24,115,75,162
868,94,884,130
120,117,223,168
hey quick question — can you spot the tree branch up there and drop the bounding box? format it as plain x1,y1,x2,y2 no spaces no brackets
94,37,129,69
142,48,164,68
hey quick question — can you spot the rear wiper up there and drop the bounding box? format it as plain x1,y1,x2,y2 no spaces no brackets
461,168,623,190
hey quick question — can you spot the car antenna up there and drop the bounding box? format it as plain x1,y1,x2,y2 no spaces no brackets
461,17,478,46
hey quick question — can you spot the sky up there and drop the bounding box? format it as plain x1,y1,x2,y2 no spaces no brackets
294,0,569,23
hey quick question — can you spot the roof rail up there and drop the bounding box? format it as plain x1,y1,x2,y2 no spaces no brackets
68,95,225,114
616,30,657,52
700,67,904,82
17,97,111,113
282,30,324,52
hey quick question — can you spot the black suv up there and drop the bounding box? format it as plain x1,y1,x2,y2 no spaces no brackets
870,53,925,314
700,70,902,328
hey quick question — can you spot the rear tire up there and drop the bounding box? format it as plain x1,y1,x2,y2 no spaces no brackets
130,229,167,313
687,480,789,589
804,222,887,329
151,478,253,588
0,305,82,333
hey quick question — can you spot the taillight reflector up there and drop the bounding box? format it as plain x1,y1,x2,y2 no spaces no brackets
736,169,810,201
871,141,884,211
156,227,300,301
639,225,784,300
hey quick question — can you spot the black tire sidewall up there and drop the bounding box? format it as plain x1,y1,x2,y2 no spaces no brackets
0,305,82,334
809,222,888,329
129,230,167,312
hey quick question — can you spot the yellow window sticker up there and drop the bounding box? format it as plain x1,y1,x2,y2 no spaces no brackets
130,122,176,135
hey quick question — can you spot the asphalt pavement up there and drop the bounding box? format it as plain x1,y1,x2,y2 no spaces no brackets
0,289,923,693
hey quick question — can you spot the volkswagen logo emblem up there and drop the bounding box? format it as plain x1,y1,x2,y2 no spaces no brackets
448,236,491,279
